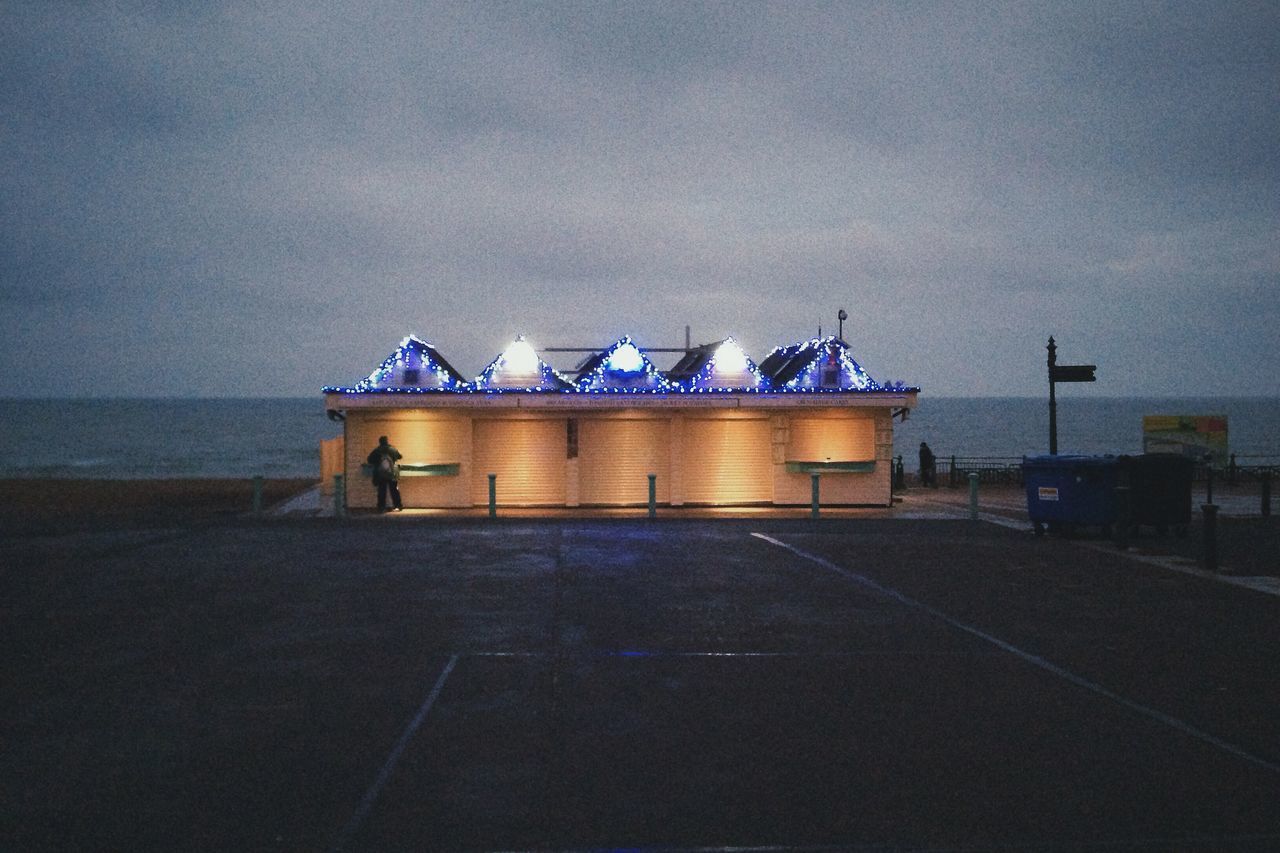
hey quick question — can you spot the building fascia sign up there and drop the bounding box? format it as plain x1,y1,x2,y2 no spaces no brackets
325,390,920,411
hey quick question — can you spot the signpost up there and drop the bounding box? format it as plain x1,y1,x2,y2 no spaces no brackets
1047,337,1096,454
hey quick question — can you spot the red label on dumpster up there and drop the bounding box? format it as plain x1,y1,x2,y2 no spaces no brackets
1038,487,1059,501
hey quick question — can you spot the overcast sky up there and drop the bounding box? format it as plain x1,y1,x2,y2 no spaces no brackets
2,1,1276,397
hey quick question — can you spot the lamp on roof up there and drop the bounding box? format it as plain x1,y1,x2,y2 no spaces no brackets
501,337,541,376
713,339,749,375
606,341,645,373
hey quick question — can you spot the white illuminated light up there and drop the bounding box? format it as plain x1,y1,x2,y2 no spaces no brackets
576,338,677,392
713,339,749,375
502,338,541,376
323,332,918,395
607,342,645,373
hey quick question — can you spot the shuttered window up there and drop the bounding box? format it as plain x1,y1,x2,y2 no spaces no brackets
472,419,567,505
578,418,671,505
786,418,875,462
681,418,773,504
347,416,463,469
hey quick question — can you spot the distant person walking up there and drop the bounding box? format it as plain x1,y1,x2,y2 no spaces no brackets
919,441,936,488
367,435,403,512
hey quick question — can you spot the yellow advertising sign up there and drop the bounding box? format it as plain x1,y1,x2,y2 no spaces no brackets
1142,415,1228,465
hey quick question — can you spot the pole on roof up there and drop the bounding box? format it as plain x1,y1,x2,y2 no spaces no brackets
685,325,691,351
837,309,847,343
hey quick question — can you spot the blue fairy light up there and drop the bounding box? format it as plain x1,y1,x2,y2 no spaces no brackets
575,337,678,393
324,332,919,395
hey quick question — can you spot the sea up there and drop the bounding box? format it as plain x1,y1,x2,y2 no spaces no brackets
0,399,343,480
0,397,1277,479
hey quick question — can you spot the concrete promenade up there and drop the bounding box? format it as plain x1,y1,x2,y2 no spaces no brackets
4,494,1279,850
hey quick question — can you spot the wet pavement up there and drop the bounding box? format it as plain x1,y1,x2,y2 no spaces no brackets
4,517,1280,850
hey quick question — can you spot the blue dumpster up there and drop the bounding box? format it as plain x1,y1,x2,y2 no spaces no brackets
1022,455,1122,537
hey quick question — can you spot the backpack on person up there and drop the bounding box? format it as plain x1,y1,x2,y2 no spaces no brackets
376,454,394,481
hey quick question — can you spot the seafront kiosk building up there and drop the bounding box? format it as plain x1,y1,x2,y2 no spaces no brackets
322,335,919,510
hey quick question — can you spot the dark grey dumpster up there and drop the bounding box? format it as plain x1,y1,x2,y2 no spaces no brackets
1122,453,1194,537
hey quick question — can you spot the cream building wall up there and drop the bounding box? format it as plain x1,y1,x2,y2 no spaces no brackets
770,410,891,506
341,404,900,508
344,410,472,509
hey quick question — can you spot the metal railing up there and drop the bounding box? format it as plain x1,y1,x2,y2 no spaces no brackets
895,455,1025,488
1223,454,1280,484
900,453,1280,489
941,456,1025,486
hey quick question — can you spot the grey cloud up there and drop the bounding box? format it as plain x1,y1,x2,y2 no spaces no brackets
1,1,1277,396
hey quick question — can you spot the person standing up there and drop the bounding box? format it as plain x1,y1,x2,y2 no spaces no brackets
367,435,403,512
918,441,936,488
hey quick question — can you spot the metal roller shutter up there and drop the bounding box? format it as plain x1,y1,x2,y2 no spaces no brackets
786,417,875,462
346,415,464,469
472,419,567,505
579,418,671,505
682,417,773,504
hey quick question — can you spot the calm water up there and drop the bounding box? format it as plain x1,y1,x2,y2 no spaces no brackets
895,396,1280,467
0,397,1276,479
0,399,342,480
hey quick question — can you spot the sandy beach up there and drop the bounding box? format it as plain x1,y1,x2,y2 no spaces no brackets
0,478,315,533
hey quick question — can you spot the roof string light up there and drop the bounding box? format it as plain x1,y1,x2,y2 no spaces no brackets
324,333,918,394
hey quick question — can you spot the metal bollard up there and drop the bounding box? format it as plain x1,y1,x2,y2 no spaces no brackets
1114,485,1131,550
811,473,821,519
488,473,497,519
1262,471,1272,518
252,475,264,515
949,456,957,488
894,456,905,492
648,474,656,519
1202,503,1218,573
1206,467,1214,504
333,474,345,518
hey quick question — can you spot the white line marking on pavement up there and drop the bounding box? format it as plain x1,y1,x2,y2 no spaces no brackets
751,532,1280,776
1074,540,1280,598
909,495,1280,595
330,654,460,852
467,650,976,658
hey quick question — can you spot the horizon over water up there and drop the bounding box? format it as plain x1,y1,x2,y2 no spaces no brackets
895,396,1280,466
1,396,1277,479
0,399,343,480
